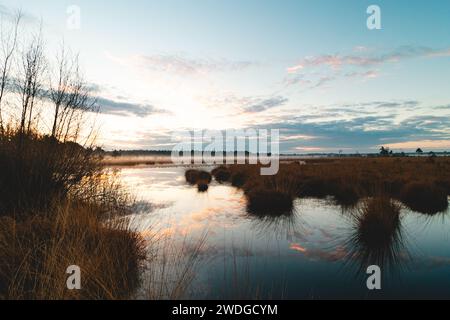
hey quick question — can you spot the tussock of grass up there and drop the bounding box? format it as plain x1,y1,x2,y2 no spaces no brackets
184,170,212,192
185,169,199,185
211,166,231,183
185,169,211,185
197,182,209,192
231,171,247,188
246,189,293,216
346,197,405,272
400,182,448,214
356,197,401,248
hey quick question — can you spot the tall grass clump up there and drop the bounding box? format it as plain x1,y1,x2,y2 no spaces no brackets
400,182,448,215
246,189,293,216
184,169,212,192
346,197,406,273
227,166,297,216
211,165,231,183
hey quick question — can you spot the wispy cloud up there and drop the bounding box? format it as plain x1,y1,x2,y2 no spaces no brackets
201,92,289,115
242,96,288,113
111,53,257,76
97,97,168,117
344,70,379,79
287,45,450,72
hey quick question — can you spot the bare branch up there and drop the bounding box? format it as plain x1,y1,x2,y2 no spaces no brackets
0,10,22,133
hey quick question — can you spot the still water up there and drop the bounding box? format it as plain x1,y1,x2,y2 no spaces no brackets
119,166,450,299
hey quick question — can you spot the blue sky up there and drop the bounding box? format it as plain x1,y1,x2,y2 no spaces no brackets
1,0,449,152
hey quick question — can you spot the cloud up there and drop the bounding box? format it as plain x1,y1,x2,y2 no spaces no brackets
432,104,450,111
202,92,288,114
345,70,379,79
242,96,288,113
283,74,336,90
121,53,256,76
100,99,450,153
96,97,168,117
286,65,304,74
250,102,450,152
310,76,335,89
287,45,450,72
383,140,450,150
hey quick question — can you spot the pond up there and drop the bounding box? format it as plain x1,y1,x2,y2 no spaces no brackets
119,166,450,299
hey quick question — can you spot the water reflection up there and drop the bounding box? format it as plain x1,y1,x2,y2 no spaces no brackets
247,207,302,240
343,198,410,276
120,166,450,299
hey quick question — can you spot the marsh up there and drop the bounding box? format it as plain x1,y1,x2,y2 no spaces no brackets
121,165,450,299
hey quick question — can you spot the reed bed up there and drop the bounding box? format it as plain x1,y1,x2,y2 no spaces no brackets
205,157,450,215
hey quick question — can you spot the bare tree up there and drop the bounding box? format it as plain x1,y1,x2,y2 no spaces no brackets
0,11,22,133
57,69,98,142
18,25,46,135
49,45,75,138
49,45,97,142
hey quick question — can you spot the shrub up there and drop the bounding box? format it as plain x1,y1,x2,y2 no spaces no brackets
0,132,100,215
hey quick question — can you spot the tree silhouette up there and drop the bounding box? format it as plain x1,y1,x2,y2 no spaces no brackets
379,146,390,156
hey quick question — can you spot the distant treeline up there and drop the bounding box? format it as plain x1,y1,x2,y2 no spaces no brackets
105,149,450,157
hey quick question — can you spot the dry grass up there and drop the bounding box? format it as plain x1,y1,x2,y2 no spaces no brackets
0,131,102,215
210,157,450,214
246,189,293,216
400,182,448,214
0,201,146,300
345,197,406,274
0,130,148,300
143,232,207,300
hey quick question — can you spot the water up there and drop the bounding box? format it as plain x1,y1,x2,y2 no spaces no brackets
119,166,450,299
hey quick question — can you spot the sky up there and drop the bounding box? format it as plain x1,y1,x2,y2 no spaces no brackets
1,0,449,153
